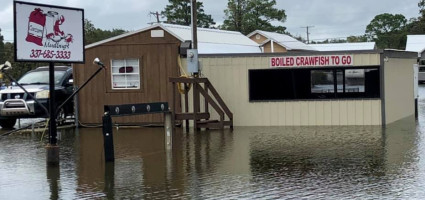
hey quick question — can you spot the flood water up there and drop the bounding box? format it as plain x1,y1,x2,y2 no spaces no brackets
1,89,425,199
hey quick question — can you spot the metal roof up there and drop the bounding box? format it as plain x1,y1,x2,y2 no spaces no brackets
86,23,261,54
247,30,315,51
308,42,376,51
406,35,425,55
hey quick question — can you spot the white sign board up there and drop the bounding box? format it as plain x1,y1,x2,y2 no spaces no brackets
14,1,84,63
270,55,353,68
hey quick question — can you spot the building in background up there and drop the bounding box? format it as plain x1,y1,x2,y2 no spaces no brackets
247,30,315,52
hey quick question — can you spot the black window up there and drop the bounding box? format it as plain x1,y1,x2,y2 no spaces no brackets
249,67,380,101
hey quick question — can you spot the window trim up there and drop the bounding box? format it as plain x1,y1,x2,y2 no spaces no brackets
110,58,141,90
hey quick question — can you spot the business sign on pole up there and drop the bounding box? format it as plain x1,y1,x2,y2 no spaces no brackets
270,55,353,68
14,1,84,63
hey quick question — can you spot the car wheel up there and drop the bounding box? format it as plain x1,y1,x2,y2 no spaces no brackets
56,107,66,126
0,118,17,129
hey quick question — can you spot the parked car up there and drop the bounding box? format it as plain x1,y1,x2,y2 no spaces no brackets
0,66,74,129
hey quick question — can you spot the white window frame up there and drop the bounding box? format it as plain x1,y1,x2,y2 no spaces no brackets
111,59,140,90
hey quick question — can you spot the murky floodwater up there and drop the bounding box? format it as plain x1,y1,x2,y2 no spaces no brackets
2,88,425,199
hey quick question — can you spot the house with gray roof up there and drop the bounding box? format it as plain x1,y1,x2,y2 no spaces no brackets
247,30,315,52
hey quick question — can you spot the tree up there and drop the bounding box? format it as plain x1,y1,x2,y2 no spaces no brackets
419,0,425,17
84,19,127,45
346,35,368,43
161,0,215,28
0,28,5,64
1,41,41,84
222,0,287,35
407,0,425,34
365,13,407,49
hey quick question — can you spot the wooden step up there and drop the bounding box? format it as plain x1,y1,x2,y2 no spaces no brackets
197,120,219,124
175,112,210,120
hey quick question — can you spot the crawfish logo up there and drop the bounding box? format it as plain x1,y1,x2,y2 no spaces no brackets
45,12,73,44
26,9,73,47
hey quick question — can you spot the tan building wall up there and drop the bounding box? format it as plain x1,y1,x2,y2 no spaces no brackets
263,41,287,53
183,53,383,126
249,34,268,44
384,57,416,124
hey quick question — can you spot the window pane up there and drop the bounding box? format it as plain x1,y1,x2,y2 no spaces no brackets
337,70,343,93
126,59,139,66
112,60,124,66
111,59,140,89
311,70,334,93
345,69,364,93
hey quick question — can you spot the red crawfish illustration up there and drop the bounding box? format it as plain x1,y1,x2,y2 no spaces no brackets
54,15,65,36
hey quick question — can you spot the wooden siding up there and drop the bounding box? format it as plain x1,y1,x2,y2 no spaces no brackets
74,28,181,124
249,34,268,44
182,54,383,126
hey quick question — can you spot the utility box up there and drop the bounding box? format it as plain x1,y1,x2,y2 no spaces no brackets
179,41,192,56
187,49,199,73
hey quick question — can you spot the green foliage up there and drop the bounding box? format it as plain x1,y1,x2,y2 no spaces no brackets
1,42,43,84
419,0,425,17
84,19,127,45
222,0,286,35
406,1,425,34
365,13,407,49
347,35,368,43
161,0,215,28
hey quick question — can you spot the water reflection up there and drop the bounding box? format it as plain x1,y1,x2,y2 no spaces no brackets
1,93,425,198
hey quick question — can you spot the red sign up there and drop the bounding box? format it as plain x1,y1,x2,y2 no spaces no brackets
270,55,353,68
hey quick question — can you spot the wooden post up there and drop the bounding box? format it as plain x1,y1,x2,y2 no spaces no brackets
185,90,189,132
204,82,209,119
191,0,198,49
164,111,174,150
193,83,200,130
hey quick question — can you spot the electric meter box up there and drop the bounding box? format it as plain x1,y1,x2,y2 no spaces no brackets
187,49,199,73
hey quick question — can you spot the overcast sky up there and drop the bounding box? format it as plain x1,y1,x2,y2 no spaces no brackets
0,0,422,43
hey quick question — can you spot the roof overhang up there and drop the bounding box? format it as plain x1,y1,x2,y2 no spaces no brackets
85,23,185,49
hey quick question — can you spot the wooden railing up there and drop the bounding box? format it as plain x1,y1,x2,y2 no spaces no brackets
169,77,233,130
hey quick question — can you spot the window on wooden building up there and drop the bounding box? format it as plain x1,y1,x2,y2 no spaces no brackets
249,67,380,101
111,59,140,89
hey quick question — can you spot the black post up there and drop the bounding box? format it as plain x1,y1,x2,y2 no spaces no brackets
102,112,115,162
49,62,57,145
46,62,59,165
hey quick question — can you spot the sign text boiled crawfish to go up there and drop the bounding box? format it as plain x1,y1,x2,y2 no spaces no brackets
270,55,353,68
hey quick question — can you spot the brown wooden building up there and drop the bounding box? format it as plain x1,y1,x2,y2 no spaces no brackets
73,23,260,125
73,25,182,125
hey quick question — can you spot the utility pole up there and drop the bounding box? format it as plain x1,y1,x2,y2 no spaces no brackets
301,26,314,44
148,11,161,24
191,0,198,49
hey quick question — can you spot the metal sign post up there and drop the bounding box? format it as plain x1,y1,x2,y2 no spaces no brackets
48,62,57,145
